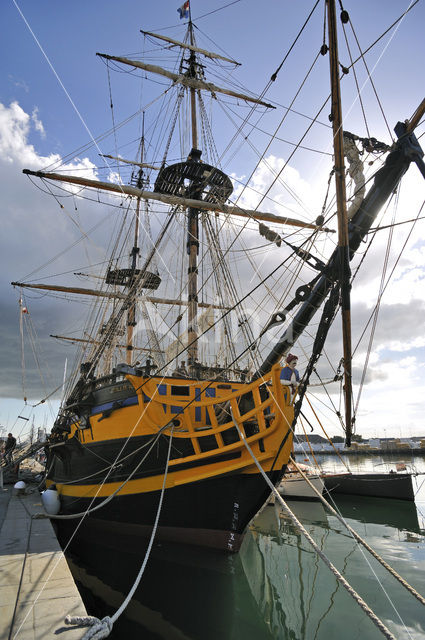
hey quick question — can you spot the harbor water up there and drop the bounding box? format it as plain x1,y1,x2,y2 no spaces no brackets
61,454,425,639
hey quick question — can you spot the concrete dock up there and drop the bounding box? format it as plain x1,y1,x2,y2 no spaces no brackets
0,484,87,640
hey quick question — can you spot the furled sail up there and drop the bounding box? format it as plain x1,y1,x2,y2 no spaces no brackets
101,154,159,170
11,281,228,309
141,30,240,65
96,53,274,109
22,169,328,230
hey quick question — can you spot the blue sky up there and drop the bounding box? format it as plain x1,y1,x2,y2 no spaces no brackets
1,0,425,441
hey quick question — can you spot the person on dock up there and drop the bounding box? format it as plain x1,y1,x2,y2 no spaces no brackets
3,433,16,465
280,354,300,401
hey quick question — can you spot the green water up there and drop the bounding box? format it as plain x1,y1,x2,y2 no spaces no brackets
68,454,425,639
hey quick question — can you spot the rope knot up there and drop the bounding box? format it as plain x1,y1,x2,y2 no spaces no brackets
64,615,113,639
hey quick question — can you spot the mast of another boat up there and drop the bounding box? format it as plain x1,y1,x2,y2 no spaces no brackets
326,0,353,446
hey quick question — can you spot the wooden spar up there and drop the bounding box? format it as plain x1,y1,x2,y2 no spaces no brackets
327,0,352,446
100,154,159,169
50,334,164,353
11,281,229,309
22,169,330,231
140,30,240,65
406,98,425,134
96,54,275,109
12,281,126,299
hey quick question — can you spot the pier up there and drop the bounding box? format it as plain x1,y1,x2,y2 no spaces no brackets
0,483,86,640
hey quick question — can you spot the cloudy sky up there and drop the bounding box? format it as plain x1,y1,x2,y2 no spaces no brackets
1,0,425,442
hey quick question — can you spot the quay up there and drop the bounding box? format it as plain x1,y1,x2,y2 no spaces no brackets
0,480,87,640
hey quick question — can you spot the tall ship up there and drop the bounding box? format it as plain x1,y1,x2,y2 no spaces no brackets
13,0,425,556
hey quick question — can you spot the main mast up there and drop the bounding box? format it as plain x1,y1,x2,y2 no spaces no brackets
186,15,200,375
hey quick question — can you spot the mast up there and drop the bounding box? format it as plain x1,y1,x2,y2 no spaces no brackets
126,116,145,365
327,0,353,445
126,193,140,364
186,17,200,374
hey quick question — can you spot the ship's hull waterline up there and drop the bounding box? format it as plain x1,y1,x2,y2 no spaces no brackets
46,366,294,551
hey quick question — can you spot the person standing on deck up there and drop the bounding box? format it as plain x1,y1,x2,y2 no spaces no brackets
280,354,300,401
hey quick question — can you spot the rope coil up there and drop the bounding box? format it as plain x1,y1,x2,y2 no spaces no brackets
65,616,113,640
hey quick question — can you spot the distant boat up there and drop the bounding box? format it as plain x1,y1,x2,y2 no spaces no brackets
277,463,325,500
322,471,415,501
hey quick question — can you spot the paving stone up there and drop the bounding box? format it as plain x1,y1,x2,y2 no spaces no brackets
0,604,16,640
0,555,25,585
0,583,19,605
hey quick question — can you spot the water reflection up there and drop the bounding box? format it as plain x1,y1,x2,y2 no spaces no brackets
327,495,421,533
62,520,273,640
241,497,425,640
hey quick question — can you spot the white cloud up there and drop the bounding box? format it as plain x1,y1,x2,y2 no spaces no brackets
232,153,317,220
0,101,55,165
9,75,29,93
31,107,45,138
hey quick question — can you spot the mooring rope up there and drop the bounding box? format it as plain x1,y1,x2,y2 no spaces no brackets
63,425,174,639
289,457,425,607
230,412,397,640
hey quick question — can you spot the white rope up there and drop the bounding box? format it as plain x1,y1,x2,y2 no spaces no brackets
230,412,397,640
64,616,112,640
64,425,175,639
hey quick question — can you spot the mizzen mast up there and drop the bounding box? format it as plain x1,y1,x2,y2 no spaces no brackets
126,164,142,365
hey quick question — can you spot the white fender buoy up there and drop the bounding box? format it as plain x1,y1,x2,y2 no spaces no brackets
41,487,61,515
14,480,26,495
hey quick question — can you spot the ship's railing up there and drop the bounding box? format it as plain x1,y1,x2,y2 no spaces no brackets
133,365,291,461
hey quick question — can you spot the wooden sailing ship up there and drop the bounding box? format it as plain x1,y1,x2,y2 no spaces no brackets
13,1,425,553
